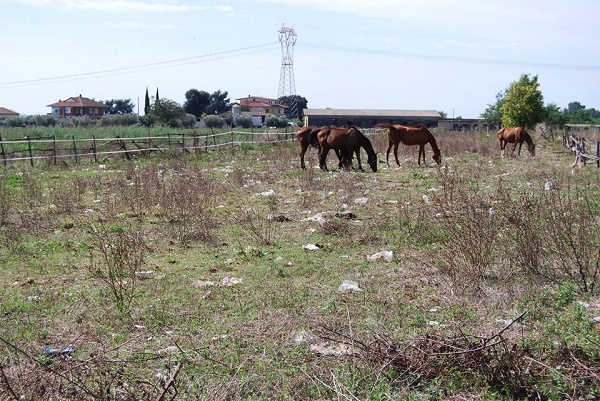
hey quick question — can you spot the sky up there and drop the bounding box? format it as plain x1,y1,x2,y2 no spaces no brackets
1,0,599,118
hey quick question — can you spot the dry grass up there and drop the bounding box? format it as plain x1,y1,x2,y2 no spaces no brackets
0,129,599,400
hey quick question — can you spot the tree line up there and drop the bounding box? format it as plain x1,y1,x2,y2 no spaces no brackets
480,73,600,129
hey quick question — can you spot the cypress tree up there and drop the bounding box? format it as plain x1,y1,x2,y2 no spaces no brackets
144,87,150,114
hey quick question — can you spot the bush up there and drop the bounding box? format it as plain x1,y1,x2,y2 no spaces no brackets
100,114,138,127
203,115,224,129
233,114,252,128
181,113,197,129
72,116,94,127
5,117,24,127
139,114,156,127
265,114,288,128
27,115,57,127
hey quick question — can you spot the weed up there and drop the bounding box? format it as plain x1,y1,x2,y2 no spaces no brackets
87,223,147,318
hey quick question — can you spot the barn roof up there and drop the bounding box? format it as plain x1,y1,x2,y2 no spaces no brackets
302,108,441,118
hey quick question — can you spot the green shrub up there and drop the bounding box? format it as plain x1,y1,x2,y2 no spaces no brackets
204,115,224,128
234,114,252,128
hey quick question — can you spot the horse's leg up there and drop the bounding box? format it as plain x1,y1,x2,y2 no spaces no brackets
393,142,401,166
386,137,393,166
511,142,518,157
319,147,330,171
300,142,308,169
355,149,363,171
517,141,523,156
417,144,425,165
500,140,505,158
335,149,344,169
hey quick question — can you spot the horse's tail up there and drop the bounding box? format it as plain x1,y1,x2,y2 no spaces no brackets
309,128,322,148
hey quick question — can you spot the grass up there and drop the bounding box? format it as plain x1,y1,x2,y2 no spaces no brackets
0,127,599,400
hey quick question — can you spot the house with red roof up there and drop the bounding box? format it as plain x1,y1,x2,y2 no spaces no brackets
47,95,109,119
233,95,286,126
0,107,19,120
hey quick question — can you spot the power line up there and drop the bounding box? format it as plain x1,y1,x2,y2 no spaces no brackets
302,42,600,73
0,42,279,88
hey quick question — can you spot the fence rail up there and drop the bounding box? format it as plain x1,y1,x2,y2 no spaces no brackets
562,127,600,168
0,130,296,167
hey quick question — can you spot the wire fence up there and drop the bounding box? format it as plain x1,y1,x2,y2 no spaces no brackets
0,130,297,167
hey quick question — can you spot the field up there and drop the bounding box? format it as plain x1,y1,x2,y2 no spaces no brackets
0,127,599,400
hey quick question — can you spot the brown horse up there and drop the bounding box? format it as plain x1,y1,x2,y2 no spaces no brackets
296,125,321,169
375,123,442,166
296,125,345,169
316,126,377,172
497,127,535,158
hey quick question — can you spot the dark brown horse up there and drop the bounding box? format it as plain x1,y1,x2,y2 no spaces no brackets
316,126,377,172
375,123,442,166
497,127,535,158
296,125,346,169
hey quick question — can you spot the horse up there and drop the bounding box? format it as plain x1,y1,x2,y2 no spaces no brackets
375,123,442,166
316,126,377,172
497,127,535,158
296,125,346,170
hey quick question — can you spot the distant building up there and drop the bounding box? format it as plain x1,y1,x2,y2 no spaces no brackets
302,108,441,128
0,107,19,120
47,95,109,119
438,118,495,131
233,95,287,126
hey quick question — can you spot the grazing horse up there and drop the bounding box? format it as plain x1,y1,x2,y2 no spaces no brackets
296,125,322,169
497,127,535,158
375,123,442,166
296,125,345,170
316,126,378,172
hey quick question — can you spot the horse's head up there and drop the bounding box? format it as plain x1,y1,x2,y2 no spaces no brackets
529,143,536,157
432,148,442,165
367,153,378,172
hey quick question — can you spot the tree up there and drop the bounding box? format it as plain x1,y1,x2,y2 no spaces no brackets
144,87,150,115
481,90,506,126
206,90,230,114
103,99,135,115
500,74,545,128
438,111,448,118
278,95,308,120
155,88,161,113
563,102,600,124
184,89,211,117
151,98,185,127
544,103,567,127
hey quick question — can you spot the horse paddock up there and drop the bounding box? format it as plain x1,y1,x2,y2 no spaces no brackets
1,128,598,400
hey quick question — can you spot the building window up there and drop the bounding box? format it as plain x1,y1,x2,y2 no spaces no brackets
65,107,71,114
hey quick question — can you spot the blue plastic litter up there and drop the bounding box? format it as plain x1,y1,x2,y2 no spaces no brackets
43,346,74,356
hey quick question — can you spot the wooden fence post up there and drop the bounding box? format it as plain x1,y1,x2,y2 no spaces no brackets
0,132,6,167
597,141,599,168
92,135,97,163
27,136,34,167
72,136,78,164
52,136,57,166
230,130,234,154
